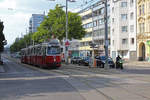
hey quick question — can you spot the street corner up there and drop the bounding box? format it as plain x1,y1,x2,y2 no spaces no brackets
0,65,5,73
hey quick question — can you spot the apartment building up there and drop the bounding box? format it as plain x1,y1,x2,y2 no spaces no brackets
79,7,93,57
92,0,110,56
78,0,110,57
29,14,45,33
110,0,137,60
137,0,150,61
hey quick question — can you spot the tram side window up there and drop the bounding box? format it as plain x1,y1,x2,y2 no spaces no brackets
32,48,34,55
31,49,32,56
35,47,37,56
34,48,36,55
38,47,42,56
22,51,25,56
28,49,30,56
36,47,39,56
42,47,46,56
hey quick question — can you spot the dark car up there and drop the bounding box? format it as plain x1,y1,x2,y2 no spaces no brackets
71,57,81,64
78,57,90,66
95,56,115,68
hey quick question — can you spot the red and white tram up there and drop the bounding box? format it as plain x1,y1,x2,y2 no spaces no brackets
20,39,61,68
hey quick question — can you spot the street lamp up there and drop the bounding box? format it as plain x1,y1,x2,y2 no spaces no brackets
65,0,76,64
47,0,75,64
103,0,121,69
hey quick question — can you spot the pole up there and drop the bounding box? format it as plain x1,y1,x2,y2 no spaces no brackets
65,0,68,64
91,5,94,67
104,0,109,69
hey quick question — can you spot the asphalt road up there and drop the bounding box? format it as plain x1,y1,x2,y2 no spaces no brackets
0,56,150,100
0,58,85,100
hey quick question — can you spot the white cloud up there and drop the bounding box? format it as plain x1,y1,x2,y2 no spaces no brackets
1,12,31,45
0,0,85,46
0,0,16,9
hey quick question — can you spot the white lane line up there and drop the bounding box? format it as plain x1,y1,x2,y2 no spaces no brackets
0,75,69,81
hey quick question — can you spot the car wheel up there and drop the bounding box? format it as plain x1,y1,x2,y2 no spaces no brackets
101,64,104,68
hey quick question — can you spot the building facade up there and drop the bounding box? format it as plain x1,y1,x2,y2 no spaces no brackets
137,0,150,61
110,0,137,60
92,1,110,56
29,14,45,33
68,39,80,57
79,6,93,57
78,1,111,57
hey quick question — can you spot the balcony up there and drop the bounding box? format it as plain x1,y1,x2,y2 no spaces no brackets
93,34,110,41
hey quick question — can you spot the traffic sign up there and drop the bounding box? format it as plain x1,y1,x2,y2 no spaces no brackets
65,40,70,46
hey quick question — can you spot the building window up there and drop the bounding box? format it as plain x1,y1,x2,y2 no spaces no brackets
122,26,128,32
130,12,134,20
83,22,93,29
112,18,114,22
131,38,134,44
112,7,114,13
99,8,104,15
121,2,127,7
142,4,145,14
122,39,128,44
139,23,145,33
121,14,128,20
112,28,114,33
139,5,142,15
93,21,97,27
113,40,114,45
130,25,134,32
99,18,104,25
130,0,134,7
149,3,150,11
149,20,150,32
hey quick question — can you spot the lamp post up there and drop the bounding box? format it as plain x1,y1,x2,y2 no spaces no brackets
65,0,75,64
103,0,121,69
104,0,109,69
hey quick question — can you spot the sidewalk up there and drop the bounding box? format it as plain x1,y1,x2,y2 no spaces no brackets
124,61,150,67
0,64,5,73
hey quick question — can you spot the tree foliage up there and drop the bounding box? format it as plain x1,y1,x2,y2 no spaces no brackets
10,5,86,52
0,21,5,53
32,5,85,43
10,33,33,53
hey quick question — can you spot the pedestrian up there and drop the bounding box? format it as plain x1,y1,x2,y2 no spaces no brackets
116,55,121,69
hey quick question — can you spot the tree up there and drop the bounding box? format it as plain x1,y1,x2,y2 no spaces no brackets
0,21,5,63
32,5,85,43
10,33,33,53
0,21,5,52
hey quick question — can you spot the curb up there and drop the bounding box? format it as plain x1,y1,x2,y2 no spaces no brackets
0,65,5,73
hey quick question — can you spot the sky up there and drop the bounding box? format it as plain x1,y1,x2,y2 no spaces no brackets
0,0,99,46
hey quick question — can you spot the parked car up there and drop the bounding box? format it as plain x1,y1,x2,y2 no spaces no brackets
95,56,115,68
78,57,90,66
71,57,81,64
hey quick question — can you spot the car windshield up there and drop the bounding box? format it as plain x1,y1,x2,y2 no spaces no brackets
47,46,60,55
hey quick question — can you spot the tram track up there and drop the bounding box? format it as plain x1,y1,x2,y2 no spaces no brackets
51,68,150,100
50,68,114,100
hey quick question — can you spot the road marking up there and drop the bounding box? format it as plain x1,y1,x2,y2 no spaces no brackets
0,75,69,81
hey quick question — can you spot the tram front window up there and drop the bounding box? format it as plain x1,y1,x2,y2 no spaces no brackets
47,47,60,55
